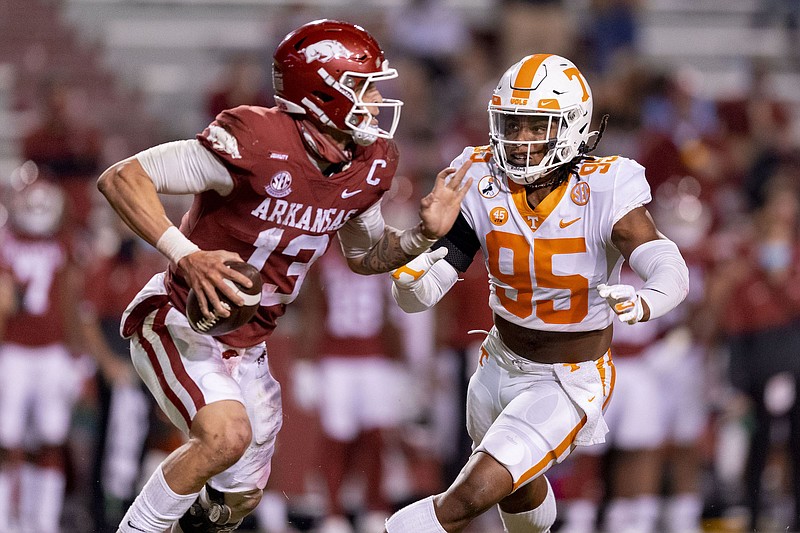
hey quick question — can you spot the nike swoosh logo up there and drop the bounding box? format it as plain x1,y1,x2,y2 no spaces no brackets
127,520,147,532
587,396,596,403
341,188,362,199
559,217,581,228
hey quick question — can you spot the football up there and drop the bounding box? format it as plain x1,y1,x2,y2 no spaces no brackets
185,261,262,336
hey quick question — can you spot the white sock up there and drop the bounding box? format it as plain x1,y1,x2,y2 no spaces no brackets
631,495,660,533
561,498,598,533
118,464,199,533
499,477,557,533
385,496,447,533
603,498,633,533
254,490,288,533
0,469,13,526
664,493,703,533
30,467,66,532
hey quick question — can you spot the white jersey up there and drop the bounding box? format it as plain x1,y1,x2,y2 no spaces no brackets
452,146,651,332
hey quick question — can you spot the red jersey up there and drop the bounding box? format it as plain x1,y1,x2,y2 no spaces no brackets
136,107,398,347
722,243,800,335
315,247,392,357
85,245,167,319
0,231,71,347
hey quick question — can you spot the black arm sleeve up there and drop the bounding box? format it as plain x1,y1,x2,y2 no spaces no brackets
431,212,481,273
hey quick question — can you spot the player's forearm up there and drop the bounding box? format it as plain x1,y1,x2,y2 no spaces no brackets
97,160,175,247
347,226,417,274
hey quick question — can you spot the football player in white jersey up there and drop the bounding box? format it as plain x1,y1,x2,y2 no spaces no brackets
386,53,690,533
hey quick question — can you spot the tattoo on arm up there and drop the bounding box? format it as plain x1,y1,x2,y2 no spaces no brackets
352,226,417,274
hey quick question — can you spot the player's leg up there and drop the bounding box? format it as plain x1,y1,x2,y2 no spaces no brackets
462,381,581,533
558,445,606,533
29,345,84,532
659,342,707,533
119,398,253,533
0,344,30,530
317,357,358,533
384,451,513,533
357,357,407,533
384,389,567,533
497,475,556,533
386,355,595,531
383,341,507,533
185,343,284,531
461,347,611,533
117,308,264,532
602,356,665,533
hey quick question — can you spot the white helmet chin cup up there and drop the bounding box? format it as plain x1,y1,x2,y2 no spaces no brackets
488,54,594,185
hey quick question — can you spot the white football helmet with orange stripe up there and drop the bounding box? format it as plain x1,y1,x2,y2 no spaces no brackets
489,54,594,185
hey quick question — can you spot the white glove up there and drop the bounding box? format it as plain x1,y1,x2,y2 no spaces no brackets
390,247,456,313
597,283,645,324
391,247,448,287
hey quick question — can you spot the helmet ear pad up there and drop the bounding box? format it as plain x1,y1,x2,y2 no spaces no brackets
488,54,594,185
272,19,402,142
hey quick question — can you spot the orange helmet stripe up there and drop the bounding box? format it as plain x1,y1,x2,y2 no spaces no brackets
511,54,552,100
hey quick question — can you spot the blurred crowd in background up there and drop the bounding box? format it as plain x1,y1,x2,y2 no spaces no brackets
0,0,799,532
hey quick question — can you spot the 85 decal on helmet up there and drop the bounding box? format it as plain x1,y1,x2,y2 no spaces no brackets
185,261,263,336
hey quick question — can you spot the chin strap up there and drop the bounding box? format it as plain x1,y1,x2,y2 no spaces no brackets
295,119,353,165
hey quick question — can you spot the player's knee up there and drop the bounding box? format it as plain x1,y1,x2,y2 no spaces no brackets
441,477,498,521
206,423,252,468
192,407,253,469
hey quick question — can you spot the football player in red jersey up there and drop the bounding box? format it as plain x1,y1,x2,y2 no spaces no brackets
97,19,471,533
0,180,85,533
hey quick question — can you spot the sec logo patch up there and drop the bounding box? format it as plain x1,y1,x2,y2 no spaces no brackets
570,182,590,206
266,171,293,198
489,207,509,226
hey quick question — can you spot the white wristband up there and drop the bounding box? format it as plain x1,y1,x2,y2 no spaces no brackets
156,226,200,265
399,223,439,255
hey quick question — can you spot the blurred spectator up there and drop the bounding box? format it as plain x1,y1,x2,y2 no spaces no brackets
205,54,272,122
580,0,640,75
21,77,103,232
706,177,800,531
716,60,796,210
294,245,407,533
499,0,575,66
387,0,470,83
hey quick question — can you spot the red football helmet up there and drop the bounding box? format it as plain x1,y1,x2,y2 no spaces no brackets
272,19,402,145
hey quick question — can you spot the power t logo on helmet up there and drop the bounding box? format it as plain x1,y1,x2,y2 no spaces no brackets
489,54,596,185
272,19,402,146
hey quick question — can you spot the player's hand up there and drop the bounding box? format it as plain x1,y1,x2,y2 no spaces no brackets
418,160,473,238
177,250,252,319
597,283,645,324
391,247,448,289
